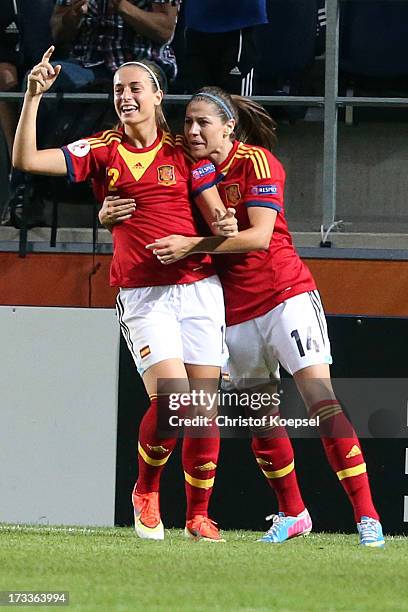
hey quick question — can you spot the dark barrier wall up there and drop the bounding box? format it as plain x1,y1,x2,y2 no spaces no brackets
115,315,408,534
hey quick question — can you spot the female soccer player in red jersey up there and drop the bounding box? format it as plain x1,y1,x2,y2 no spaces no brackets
12,50,238,543
143,87,385,547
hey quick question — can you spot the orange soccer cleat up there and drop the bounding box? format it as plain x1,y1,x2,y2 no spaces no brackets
184,515,225,542
132,490,164,540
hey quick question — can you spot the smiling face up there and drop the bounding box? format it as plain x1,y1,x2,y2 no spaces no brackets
184,99,235,163
113,65,163,129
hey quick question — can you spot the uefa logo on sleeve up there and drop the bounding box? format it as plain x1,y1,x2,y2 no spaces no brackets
67,139,91,158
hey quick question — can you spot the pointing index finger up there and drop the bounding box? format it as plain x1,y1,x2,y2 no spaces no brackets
42,46,55,62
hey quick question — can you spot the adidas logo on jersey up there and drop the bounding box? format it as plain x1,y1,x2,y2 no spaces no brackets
133,162,143,168
229,66,241,76
346,445,362,459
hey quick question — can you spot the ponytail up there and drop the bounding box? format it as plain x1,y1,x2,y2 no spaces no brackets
155,106,170,133
231,95,277,151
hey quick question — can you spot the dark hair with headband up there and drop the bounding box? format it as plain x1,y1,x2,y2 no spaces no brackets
189,86,277,152
114,61,170,133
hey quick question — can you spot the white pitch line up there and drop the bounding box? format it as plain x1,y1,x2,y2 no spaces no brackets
0,524,110,534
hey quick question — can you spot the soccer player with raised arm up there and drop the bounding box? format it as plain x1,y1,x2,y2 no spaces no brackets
12,50,238,543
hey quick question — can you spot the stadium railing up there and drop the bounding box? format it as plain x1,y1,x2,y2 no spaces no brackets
1,0,408,251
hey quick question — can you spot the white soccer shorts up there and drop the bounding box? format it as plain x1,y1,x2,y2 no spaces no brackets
223,290,332,390
116,275,227,376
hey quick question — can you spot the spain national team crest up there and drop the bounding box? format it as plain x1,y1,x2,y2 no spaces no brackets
157,165,176,185
225,183,241,205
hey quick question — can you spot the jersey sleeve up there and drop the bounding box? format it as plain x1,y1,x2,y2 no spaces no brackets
190,160,223,198
61,135,104,184
243,149,285,214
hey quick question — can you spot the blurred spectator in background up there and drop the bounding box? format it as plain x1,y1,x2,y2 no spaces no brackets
315,0,326,58
1,0,55,228
0,0,21,161
179,0,267,95
50,0,181,91
0,0,55,157
19,0,55,69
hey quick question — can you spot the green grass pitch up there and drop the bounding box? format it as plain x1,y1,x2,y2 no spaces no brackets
1,524,407,611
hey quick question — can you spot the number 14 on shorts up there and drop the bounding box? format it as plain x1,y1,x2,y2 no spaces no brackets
291,327,321,357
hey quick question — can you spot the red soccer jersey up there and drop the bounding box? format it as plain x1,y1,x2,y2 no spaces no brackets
62,129,215,287
191,140,316,326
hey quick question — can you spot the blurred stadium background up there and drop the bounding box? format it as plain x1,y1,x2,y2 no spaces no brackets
1,0,407,538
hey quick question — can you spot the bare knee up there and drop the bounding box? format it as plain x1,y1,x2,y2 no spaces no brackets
293,364,336,412
185,363,220,419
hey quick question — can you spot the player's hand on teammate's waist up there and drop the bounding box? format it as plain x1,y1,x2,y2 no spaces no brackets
146,235,196,265
212,207,238,237
27,46,62,98
99,195,136,230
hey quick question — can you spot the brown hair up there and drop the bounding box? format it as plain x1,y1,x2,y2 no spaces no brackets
114,61,170,133
189,86,277,151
